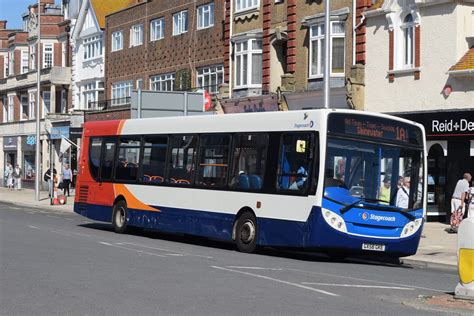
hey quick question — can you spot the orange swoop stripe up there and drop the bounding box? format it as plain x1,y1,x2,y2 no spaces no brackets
114,184,160,212
117,120,125,135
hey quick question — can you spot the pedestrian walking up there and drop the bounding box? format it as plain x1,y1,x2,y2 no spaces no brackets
61,164,72,197
4,163,11,188
5,163,14,190
12,164,22,190
450,173,471,233
43,165,57,197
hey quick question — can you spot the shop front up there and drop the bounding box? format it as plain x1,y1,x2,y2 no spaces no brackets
21,135,37,188
3,136,18,169
398,109,474,222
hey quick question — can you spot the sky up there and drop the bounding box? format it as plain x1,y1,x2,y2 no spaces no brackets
0,0,60,30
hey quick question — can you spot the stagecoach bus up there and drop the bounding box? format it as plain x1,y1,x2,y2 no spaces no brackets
74,109,426,257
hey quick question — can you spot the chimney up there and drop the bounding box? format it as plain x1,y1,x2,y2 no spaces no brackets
0,21,7,30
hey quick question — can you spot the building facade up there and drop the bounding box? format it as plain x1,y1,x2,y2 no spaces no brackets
0,0,73,188
360,0,474,220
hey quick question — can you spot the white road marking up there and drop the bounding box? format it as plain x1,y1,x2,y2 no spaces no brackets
286,268,450,293
99,241,167,257
47,215,61,219
227,266,283,271
211,265,339,297
27,225,40,229
301,282,414,290
119,242,214,259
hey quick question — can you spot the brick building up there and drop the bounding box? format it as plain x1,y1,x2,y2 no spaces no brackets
221,0,365,113
0,0,74,188
93,0,225,121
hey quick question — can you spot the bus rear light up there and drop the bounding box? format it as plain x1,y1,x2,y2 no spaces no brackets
322,208,347,233
400,218,423,238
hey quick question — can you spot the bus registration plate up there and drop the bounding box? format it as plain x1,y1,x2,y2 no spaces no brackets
362,243,385,252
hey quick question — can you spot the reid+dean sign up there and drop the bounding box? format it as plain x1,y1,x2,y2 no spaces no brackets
432,119,474,133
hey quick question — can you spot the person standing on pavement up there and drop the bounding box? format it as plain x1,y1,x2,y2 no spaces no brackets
4,163,13,189
450,173,472,232
62,164,72,197
12,164,22,190
43,165,57,197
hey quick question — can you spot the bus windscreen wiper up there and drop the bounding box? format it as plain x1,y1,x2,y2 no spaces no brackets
340,199,364,214
339,198,416,221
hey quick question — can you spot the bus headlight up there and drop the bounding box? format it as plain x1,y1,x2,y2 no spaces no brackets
400,218,423,238
322,209,347,233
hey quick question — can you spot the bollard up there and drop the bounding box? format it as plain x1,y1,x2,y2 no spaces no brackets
455,218,474,300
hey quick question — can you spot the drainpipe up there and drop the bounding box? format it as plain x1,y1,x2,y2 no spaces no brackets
228,0,233,99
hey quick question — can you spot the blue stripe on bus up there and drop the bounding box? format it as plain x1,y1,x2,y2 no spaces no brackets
74,203,422,256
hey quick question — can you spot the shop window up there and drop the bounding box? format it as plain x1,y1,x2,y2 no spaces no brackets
141,136,168,184
89,138,102,179
229,133,268,190
168,135,197,185
115,138,141,182
196,134,231,187
277,133,313,192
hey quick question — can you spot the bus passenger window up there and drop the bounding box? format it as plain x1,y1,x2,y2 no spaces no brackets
229,133,268,190
115,138,141,182
277,133,312,192
196,134,231,188
89,138,102,179
141,136,167,184
100,140,116,181
168,135,197,185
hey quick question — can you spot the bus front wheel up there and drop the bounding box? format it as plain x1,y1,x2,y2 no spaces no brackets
235,212,258,253
112,200,128,234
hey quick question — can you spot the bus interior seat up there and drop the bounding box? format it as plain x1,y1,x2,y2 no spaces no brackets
248,174,262,190
239,174,250,189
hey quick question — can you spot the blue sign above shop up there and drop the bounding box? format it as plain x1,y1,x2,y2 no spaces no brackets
50,126,70,140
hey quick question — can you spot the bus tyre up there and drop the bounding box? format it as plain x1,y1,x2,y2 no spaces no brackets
235,212,258,253
112,200,128,234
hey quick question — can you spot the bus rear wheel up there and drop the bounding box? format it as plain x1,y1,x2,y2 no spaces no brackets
235,212,258,253
112,200,128,234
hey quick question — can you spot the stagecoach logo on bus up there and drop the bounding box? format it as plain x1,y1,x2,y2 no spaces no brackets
294,113,314,129
431,119,474,133
361,212,396,222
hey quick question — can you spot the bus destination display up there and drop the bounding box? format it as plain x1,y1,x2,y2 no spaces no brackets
328,113,423,146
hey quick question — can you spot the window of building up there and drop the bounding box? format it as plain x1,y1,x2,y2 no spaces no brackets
21,50,29,74
173,10,188,36
4,59,8,77
197,65,223,93
130,24,143,47
43,43,53,68
234,39,262,88
100,139,116,181
8,50,14,76
141,136,168,184
42,91,51,117
309,22,345,78
112,81,132,106
112,31,123,51
229,133,268,190
277,133,314,193
21,95,28,120
7,96,14,122
29,92,35,119
150,18,165,41
115,138,141,182
61,41,67,67
168,135,197,185
83,35,102,60
150,73,175,91
82,82,97,109
196,134,231,188
402,14,415,68
2,96,7,122
30,45,36,70
197,3,214,29
235,0,259,12
61,90,67,113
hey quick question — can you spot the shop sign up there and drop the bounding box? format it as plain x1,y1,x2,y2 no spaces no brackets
50,126,70,140
3,136,17,150
22,135,36,151
398,111,474,139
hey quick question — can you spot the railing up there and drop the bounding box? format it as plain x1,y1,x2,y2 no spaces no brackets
87,97,131,111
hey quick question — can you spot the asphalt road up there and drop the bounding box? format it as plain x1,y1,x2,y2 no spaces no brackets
0,202,467,315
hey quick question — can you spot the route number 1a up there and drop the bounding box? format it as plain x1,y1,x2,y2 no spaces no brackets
396,127,407,142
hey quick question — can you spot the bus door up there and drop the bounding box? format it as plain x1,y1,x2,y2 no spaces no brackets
95,138,117,205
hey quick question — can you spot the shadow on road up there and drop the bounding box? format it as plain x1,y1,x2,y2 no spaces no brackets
79,222,411,269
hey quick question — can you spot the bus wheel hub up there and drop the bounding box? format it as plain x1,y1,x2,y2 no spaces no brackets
241,221,255,244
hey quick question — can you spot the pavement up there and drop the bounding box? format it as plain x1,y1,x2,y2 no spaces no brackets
0,187,459,269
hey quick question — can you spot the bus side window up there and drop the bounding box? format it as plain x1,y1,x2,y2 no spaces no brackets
196,134,231,187
100,139,117,181
276,133,312,193
115,138,141,182
229,133,268,190
168,135,198,185
89,137,102,179
141,136,168,184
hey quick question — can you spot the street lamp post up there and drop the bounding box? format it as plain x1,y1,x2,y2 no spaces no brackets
35,0,41,201
324,0,331,109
